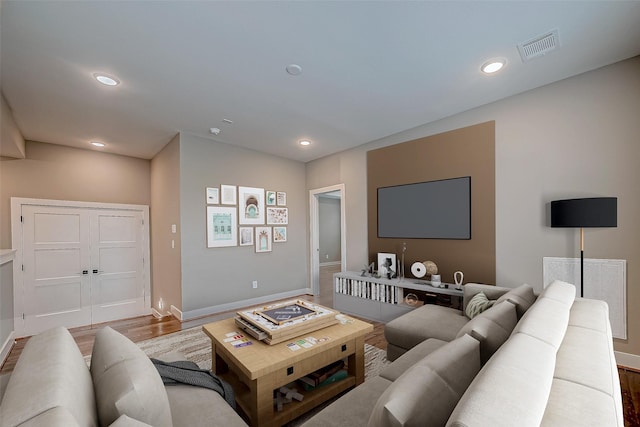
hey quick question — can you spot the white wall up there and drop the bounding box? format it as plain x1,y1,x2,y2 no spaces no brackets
178,133,308,318
306,56,640,355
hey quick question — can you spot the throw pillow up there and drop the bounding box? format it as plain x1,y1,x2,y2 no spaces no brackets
456,300,518,364
495,283,536,318
90,327,173,427
465,291,495,319
367,334,481,427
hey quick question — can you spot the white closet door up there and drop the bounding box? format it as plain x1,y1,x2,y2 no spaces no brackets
90,209,145,324
16,200,149,337
21,205,92,335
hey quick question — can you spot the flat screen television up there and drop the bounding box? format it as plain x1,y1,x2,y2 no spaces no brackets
377,176,471,239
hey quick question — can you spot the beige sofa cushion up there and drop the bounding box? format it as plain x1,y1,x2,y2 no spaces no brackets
447,333,557,427
368,334,481,427
302,376,392,427
539,280,576,305
512,297,570,350
379,338,448,382
0,327,97,427
90,327,173,427
456,300,517,364
495,283,536,318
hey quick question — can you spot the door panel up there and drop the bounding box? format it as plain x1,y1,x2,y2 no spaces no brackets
22,206,91,335
90,210,145,324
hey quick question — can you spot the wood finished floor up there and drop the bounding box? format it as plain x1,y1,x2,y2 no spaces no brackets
1,265,638,426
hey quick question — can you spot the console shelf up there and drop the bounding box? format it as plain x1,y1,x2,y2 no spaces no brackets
333,271,463,322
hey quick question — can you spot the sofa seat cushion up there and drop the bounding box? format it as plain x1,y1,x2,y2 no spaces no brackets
368,334,481,427
165,385,247,427
456,300,517,364
495,283,536,318
384,305,468,358
0,327,98,427
90,327,173,427
300,376,392,427
554,325,617,396
447,333,557,427
379,338,448,382
569,298,610,333
541,378,621,427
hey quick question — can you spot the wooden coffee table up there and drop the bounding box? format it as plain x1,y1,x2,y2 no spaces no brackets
203,315,373,427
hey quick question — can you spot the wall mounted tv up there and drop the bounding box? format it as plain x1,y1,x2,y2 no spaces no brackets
377,176,471,239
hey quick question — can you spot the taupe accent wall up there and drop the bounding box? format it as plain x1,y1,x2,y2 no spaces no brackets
367,121,496,285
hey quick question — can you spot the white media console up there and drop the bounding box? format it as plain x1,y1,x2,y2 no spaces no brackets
333,271,463,322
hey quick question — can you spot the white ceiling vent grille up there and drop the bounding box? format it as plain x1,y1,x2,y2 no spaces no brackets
518,29,559,62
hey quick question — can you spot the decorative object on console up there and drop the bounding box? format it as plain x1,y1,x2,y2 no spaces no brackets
404,293,419,306
454,271,464,290
410,262,427,278
550,197,617,297
378,252,397,279
431,274,442,287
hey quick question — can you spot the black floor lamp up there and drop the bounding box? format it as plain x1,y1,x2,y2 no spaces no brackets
550,197,617,297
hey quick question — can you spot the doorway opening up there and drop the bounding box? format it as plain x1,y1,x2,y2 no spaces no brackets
309,184,346,306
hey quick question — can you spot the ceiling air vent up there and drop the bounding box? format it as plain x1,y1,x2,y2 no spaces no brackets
517,29,559,62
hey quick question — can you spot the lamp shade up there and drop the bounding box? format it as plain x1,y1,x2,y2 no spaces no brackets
550,197,617,228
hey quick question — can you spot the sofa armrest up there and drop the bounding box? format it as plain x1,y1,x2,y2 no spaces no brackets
462,283,511,312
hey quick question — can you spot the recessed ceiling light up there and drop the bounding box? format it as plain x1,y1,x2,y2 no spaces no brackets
93,73,120,86
91,141,105,147
481,59,506,74
210,127,221,135
286,64,303,76
299,140,311,146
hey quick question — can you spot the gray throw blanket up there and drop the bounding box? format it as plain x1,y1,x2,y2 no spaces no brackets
151,358,235,409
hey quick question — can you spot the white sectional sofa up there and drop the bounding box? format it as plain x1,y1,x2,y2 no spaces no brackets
302,280,624,427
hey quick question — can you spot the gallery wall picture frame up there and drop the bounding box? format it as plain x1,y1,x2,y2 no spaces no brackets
239,227,254,246
207,206,237,248
255,227,272,252
239,186,265,225
267,207,288,225
221,185,237,205
266,191,276,206
277,191,287,206
273,226,287,242
206,187,219,204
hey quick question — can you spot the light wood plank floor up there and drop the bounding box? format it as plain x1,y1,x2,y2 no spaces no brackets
1,283,637,426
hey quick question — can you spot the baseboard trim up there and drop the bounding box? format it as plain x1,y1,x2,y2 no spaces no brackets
180,288,312,321
170,305,183,321
615,351,640,370
1,331,15,367
320,261,341,267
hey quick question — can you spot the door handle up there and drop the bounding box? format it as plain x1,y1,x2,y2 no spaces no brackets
92,269,104,274
79,270,88,275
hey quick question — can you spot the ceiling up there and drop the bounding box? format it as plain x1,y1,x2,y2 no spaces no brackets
2,1,640,163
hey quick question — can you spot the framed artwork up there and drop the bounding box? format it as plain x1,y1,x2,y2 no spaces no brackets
277,191,287,206
267,207,288,225
266,191,276,206
239,186,265,225
207,206,237,248
255,227,272,253
221,185,237,205
273,226,287,242
206,187,219,204
377,252,397,278
239,227,254,246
